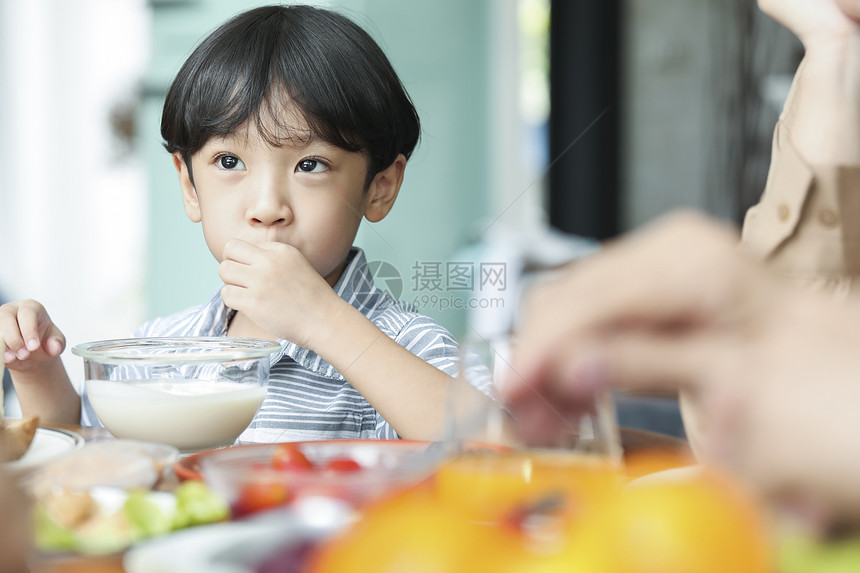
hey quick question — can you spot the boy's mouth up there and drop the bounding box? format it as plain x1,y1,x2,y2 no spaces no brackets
266,230,288,244
241,230,291,247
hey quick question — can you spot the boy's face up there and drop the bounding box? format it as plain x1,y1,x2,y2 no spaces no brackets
174,110,403,287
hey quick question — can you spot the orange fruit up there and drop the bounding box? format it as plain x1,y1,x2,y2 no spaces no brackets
307,484,517,573
311,454,772,573
568,466,772,573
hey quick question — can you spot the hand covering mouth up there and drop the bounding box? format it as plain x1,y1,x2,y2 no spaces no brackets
243,230,292,246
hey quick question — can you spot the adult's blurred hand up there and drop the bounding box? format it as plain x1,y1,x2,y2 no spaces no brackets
504,212,860,529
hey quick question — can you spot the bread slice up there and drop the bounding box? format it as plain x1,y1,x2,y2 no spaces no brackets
0,416,39,462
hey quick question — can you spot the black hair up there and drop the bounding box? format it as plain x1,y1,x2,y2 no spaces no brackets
161,4,420,188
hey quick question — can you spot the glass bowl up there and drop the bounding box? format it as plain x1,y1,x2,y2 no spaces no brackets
72,337,281,452
199,440,439,517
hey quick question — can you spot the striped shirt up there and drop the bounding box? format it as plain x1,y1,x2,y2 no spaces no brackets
126,248,471,443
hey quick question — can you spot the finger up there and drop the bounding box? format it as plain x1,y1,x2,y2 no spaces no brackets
559,214,742,330
509,290,702,406
576,331,719,394
513,213,743,385
503,339,608,446
221,238,261,263
0,306,25,363
16,302,50,354
220,284,248,310
504,288,562,391
508,396,581,447
507,331,729,450
504,331,602,405
219,259,251,287
45,324,66,356
507,329,722,419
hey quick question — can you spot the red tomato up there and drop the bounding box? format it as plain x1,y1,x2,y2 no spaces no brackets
323,458,362,472
271,445,315,472
235,482,292,516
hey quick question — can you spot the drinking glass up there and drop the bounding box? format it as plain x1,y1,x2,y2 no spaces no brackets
435,334,623,523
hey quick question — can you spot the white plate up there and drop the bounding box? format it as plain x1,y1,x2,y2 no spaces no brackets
125,519,311,573
5,427,85,475
125,498,351,573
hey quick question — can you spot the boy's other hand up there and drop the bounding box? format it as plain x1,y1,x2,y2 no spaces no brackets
0,300,66,371
218,239,344,349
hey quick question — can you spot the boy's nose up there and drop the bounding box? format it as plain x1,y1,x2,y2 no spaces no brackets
247,183,292,227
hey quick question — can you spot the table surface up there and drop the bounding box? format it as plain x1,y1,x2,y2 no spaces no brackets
44,422,689,453
29,423,689,573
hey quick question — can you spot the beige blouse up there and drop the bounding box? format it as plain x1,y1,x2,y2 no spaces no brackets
742,120,860,296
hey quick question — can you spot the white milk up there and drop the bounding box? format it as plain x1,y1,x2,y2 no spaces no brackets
86,379,267,451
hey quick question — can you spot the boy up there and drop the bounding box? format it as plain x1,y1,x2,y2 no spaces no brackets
0,5,483,442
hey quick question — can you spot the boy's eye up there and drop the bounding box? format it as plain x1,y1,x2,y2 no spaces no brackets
217,155,246,170
296,159,327,173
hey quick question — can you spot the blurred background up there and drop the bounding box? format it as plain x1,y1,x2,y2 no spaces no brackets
0,0,801,427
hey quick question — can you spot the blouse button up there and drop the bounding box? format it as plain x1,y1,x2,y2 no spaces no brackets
777,204,790,222
819,209,839,228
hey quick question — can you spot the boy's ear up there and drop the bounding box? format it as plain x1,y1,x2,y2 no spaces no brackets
364,154,406,223
174,152,202,223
